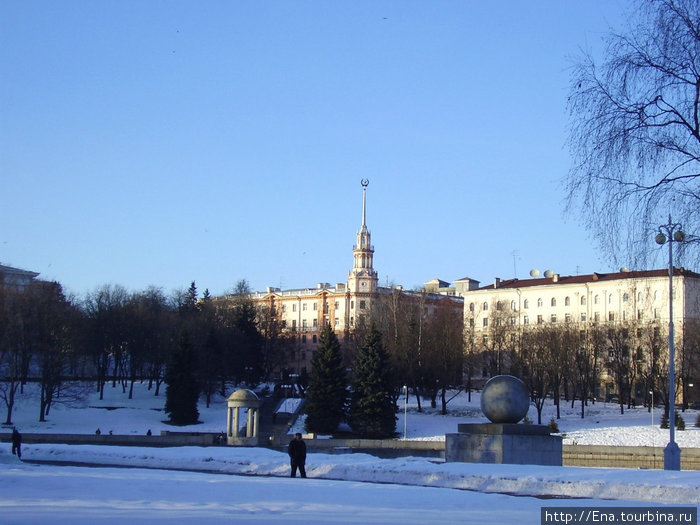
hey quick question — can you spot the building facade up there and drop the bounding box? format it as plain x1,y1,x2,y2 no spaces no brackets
0,263,39,290
458,268,700,405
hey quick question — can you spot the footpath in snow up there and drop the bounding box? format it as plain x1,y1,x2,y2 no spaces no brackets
7,443,699,504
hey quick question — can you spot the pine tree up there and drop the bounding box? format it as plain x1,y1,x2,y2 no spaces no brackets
349,324,396,438
165,329,200,425
304,325,348,435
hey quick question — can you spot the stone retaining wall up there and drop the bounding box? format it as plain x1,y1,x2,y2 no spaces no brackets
2,432,699,469
563,444,700,470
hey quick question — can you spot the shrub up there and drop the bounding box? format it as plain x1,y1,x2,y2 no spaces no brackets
548,417,560,433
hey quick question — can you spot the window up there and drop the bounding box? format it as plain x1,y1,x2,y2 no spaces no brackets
608,312,615,322
580,313,587,322
654,308,659,319
482,334,489,344
281,320,287,328
565,313,571,323
292,304,297,312
638,292,643,302
623,293,629,303
360,300,366,310
282,304,286,312
537,315,543,324
334,317,339,326
608,294,613,304
469,302,475,312
483,302,489,311
511,300,517,311
292,319,297,330
301,334,306,343
302,319,307,329
302,351,306,360
523,315,529,325
594,295,600,305
537,298,543,308
551,314,557,323
335,301,339,310
551,298,557,307
302,303,307,311
312,318,318,328
313,302,317,311
565,296,570,306
350,300,354,309
510,316,516,325
496,301,503,311
523,299,529,309
483,318,489,327
594,312,600,322
581,296,587,306
469,318,475,328
312,335,317,344
637,310,644,320
654,290,660,301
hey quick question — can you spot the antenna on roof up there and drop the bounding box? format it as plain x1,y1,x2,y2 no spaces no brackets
511,250,520,279
544,269,554,278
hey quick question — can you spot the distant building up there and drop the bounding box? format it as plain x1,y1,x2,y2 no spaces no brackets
459,268,700,404
0,263,39,290
250,181,462,377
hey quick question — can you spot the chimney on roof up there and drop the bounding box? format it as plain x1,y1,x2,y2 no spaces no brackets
553,274,559,283
494,277,501,288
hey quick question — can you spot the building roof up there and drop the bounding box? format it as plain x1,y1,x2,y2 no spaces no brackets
474,268,700,291
0,263,40,279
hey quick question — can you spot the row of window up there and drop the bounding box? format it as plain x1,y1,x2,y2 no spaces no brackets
281,300,367,313
473,308,661,327
469,290,667,312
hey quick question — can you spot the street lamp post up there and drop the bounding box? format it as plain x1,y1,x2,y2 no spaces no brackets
649,390,654,449
654,215,685,471
403,385,408,440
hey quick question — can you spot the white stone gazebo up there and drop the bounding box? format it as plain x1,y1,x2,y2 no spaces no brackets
226,389,261,446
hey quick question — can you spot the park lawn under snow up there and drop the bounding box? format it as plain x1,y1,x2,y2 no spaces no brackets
7,381,698,449
0,382,698,524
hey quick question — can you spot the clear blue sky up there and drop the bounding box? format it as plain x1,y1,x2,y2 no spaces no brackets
1,1,634,297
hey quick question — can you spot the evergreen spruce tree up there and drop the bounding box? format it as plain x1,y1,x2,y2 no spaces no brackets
165,329,200,425
349,324,396,438
304,325,348,435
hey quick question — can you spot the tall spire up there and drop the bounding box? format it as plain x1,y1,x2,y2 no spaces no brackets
361,179,369,232
348,179,378,294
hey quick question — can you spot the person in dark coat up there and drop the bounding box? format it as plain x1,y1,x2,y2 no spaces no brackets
288,432,306,478
11,427,22,459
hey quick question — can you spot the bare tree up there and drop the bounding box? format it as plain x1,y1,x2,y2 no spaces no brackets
422,298,464,415
566,0,700,267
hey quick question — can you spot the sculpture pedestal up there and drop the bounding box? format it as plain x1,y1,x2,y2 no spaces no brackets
445,423,562,466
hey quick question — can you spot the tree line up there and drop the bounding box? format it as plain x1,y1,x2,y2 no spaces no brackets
0,279,293,425
467,300,700,423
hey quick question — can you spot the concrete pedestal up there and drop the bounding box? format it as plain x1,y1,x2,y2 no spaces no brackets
445,423,562,466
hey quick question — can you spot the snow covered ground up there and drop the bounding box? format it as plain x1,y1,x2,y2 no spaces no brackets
1,383,698,524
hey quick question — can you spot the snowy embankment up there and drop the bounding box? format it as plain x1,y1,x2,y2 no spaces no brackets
9,443,699,504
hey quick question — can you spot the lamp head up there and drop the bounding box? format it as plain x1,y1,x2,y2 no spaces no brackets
655,233,667,245
673,230,686,242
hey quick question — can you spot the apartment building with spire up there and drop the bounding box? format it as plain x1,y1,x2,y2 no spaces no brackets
250,180,461,377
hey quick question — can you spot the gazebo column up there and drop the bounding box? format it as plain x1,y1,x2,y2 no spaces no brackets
226,406,232,437
233,407,240,438
253,408,259,438
246,408,253,437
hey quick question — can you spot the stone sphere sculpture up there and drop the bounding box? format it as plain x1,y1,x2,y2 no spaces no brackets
480,375,529,424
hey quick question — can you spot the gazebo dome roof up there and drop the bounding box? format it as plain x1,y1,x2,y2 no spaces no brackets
227,389,259,403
